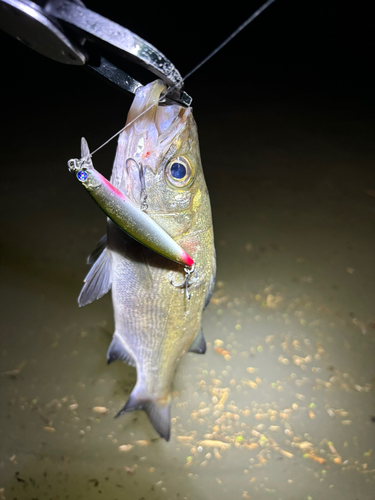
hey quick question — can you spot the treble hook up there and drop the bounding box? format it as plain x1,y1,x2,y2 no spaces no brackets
170,264,196,300
125,157,148,210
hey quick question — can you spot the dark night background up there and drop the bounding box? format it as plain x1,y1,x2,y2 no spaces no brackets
1,0,374,163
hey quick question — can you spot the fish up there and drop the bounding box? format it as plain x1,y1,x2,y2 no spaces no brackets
78,79,216,440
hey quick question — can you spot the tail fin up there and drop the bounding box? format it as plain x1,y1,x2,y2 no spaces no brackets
115,393,171,441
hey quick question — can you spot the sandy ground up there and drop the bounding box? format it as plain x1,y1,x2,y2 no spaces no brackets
0,87,374,500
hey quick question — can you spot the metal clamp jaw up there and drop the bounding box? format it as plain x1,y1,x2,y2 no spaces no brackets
0,0,192,106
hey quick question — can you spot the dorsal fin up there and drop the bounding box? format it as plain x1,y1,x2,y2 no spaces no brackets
87,234,107,265
78,248,111,307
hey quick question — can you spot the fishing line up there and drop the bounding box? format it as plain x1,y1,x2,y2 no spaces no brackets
89,0,277,158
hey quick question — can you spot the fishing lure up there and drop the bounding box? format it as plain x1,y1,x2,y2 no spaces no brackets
68,138,194,268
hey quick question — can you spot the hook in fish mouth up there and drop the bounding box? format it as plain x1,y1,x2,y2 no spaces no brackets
126,157,149,210
170,263,196,299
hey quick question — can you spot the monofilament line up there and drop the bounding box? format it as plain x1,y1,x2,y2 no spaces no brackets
89,0,277,158
182,0,277,82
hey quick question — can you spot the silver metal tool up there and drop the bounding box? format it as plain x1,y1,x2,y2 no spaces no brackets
0,0,192,106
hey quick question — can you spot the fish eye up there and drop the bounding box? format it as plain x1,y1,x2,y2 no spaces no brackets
165,156,194,188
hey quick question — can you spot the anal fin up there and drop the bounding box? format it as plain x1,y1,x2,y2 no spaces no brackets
78,248,111,307
188,327,206,354
115,393,171,441
107,334,135,367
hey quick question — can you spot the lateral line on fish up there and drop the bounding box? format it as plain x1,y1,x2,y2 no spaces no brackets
88,0,277,159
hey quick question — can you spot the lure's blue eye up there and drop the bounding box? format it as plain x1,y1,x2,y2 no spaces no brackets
166,156,193,188
170,162,187,180
77,170,88,182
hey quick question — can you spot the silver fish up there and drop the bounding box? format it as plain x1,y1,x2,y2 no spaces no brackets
79,80,216,440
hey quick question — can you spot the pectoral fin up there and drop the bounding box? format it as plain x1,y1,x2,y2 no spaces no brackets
188,327,206,354
115,393,171,441
78,248,111,307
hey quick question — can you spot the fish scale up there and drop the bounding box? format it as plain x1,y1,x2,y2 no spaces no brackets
78,80,216,440
109,225,204,396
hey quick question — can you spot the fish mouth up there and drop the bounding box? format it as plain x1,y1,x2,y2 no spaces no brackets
126,80,187,146
110,80,190,202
